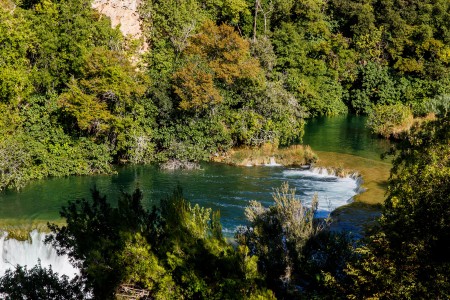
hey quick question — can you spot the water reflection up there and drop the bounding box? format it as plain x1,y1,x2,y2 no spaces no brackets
303,115,390,160
0,164,359,236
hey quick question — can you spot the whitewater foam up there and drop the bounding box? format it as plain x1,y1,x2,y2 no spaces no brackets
265,157,282,166
0,230,78,279
282,168,362,218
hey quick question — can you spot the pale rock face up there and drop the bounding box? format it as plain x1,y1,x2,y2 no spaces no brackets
91,0,148,52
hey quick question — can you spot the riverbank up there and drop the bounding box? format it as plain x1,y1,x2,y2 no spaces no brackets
0,219,64,241
210,144,388,238
309,151,390,237
0,141,391,241
0,156,363,237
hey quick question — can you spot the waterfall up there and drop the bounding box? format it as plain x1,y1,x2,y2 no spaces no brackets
0,230,78,279
310,167,334,176
265,156,281,166
282,168,362,218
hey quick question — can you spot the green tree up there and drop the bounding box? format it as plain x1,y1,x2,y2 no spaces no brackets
173,20,262,115
366,103,413,138
0,95,113,191
28,0,124,94
46,188,158,299
344,115,450,298
0,6,34,105
236,183,327,296
271,21,351,116
47,187,273,299
0,264,85,300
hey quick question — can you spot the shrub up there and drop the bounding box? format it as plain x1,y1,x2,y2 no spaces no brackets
366,103,413,138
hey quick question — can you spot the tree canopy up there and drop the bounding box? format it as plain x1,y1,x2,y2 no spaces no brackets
339,115,450,298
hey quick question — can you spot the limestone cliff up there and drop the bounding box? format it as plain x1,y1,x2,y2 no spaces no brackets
91,0,148,52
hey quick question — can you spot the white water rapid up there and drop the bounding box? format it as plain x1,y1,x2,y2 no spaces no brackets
0,165,363,276
282,167,362,218
0,230,78,279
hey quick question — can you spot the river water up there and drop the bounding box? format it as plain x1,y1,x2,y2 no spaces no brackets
0,164,359,235
0,115,389,278
303,114,390,160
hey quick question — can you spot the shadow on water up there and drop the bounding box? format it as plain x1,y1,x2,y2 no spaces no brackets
0,163,361,237
330,202,382,240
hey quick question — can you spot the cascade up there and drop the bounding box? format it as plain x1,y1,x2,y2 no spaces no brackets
282,168,361,218
0,230,78,279
0,163,365,255
265,156,282,166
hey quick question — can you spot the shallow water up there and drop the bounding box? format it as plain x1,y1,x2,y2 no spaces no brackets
302,115,392,235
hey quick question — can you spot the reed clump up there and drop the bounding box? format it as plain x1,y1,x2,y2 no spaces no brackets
212,144,318,167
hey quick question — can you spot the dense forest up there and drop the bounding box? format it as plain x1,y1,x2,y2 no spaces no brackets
1,0,449,190
1,0,450,298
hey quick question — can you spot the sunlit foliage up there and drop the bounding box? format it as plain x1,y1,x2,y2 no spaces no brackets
44,187,275,299
342,115,450,298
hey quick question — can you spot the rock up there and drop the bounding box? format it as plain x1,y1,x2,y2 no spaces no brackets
91,0,148,53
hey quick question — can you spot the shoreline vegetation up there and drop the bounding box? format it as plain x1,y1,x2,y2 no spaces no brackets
367,104,437,140
0,220,65,241
210,144,318,167
2,116,449,298
210,144,386,203
2,0,449,194
1,0,449,295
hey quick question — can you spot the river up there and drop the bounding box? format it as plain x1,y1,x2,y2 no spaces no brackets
303,114,391,235
0,163,359,235
0,115,390,277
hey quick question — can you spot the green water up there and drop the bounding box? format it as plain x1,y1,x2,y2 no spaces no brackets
303,115,391,160
0,115,388,237
0,163,359,235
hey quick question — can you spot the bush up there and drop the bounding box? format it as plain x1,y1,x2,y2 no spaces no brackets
0,264,86,299
343,115,450,299
366,103,413,138
236,183,328,296
426,94,450,117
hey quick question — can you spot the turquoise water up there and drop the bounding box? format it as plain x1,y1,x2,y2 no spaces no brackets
303,115,391,236
0,164,358,235
0,115,392,278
